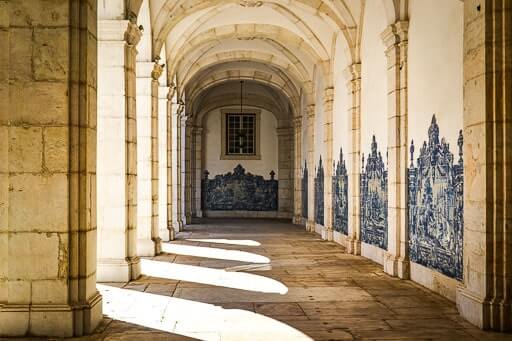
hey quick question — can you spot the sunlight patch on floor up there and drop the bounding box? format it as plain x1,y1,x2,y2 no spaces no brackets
186,238,261,247
161,243,269,263
98,284,312,341
141,259,288,294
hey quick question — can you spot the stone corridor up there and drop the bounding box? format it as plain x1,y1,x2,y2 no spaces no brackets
67,219,508,341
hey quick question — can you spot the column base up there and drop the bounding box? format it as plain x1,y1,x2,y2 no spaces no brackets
383,253,410,279
137,238,157,257
346,238,361,255
160,227,176,242
322,227,333,241
306,220,315,232
97,257,140,282
457,286,512,331
0,293,102,337
292,215,302,225
178,219,184,232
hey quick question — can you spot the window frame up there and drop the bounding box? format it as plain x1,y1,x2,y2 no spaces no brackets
220,109,261,160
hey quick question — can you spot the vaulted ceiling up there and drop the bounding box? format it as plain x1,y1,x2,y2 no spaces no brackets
130,0,407,122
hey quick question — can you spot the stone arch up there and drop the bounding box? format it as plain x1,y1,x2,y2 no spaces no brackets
151,0,359,59
186,69,301,117
168,24,327,82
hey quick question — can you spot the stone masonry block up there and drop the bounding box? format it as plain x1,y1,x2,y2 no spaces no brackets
32,279,68,304
9,28,32,81
0,175,7,231
8,126,43,173
43,127,68,172
8,232,60,280
33,28,69,81
0,1,8,28
9,174,68,232
9,81,68,125
10,0,68,27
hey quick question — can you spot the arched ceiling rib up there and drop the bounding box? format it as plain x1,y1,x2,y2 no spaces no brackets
185,63,301,113
150,0,360,58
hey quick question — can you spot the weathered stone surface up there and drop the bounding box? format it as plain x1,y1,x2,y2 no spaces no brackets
8,232,61,279
9,174,68,232
8,126,42,173
33,28,69,81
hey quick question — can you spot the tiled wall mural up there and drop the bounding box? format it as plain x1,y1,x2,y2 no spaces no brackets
332,148,348,234
202,164,278,211
302,161,308,218
408,115,464,280
360,136,388,250
315,157,324,225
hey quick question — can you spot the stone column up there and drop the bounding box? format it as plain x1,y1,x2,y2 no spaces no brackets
184,123,193,222
135,59,157,257
193,127,204,218
456,0,512,331
176,106,185,230
323,87,335,241
292,116,303,224
381,21,410,279
180,114,188,226
306,104,316,232
343,63,362,255
167,90,177,240
158,84,171,241
0,1,102,336
97,20,141,282
171,102,181,232
277,127,294,218
150,63,163,251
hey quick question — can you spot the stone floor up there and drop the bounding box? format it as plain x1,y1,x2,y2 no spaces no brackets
20,219,512,340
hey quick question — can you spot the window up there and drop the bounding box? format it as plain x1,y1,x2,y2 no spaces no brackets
221,110,261,160
226,114,256,155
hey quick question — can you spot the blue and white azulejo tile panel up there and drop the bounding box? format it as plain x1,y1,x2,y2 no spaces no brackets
408,115,464,280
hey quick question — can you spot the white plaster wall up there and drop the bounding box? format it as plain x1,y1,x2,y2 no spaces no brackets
407,0,464,297
333,35,349,162
360,0,388,155
408,0,463,150
314,71,325,167
203,107,279,179
301,96,309,166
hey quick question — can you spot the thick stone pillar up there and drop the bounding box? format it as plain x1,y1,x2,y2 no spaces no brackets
150,63,163,250
193,127,204,218
135,60,161,256
456,0,512,331
277,127,294,218
97,20,141,282
344,63,362,255
292,116,303,224
0,1,102,336
381,21,410,279
306,104,316,232
323,87,335,241
158,85,171,241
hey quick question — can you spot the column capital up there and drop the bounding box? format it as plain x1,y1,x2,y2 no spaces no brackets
343,63,362,82
151,62,164,80
306,104,315,118
293,115,302,129
125,22,142,46
381,20,409,49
